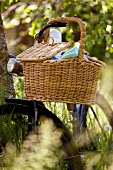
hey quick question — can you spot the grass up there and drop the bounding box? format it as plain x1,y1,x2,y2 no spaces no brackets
0,102,113,169
80,105,113,170
1,118,65,170
1,74,113,169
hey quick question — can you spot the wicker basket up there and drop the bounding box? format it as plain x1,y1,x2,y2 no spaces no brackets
17,17,105,104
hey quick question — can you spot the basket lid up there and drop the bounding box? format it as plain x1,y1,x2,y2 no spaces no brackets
17,42,72,62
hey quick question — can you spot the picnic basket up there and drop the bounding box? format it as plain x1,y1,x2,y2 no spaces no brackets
17,17,105,104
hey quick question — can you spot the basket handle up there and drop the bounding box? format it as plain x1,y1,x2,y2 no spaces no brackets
44,17,86,61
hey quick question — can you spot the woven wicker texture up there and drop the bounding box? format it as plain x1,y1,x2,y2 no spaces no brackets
17,17,105,104
17,42,72,61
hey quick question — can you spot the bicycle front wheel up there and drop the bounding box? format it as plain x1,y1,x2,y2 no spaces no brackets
0,100,83,170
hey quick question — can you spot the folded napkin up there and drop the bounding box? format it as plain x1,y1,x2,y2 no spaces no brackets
61,46,78,59
61,46,88,60
51,46,88,60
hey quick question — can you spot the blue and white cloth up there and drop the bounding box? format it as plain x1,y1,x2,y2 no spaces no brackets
51,46,88,60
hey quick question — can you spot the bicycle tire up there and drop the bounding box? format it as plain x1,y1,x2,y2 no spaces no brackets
95,92,113,129
80,92,113,149
0,101,83,170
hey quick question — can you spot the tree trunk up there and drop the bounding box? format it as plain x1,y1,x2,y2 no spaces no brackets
0,3,15,104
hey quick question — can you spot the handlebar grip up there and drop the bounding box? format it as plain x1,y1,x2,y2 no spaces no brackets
7,55,23,76
8,54,16,58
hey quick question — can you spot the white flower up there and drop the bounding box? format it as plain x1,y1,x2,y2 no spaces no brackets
104,125,112,131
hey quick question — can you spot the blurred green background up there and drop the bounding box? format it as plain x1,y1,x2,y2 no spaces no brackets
2,0,113,61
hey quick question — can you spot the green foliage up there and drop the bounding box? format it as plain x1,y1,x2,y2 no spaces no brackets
1,0,19,11
2,0,113,61
3,0,18,5
5,0,18,4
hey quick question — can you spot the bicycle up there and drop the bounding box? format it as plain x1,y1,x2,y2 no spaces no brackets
0,20,112,170
0,22,84,170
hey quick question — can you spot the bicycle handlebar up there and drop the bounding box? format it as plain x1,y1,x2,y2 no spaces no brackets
35,22,67,43
7,54,23,76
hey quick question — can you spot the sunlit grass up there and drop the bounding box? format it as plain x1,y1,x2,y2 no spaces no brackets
2,118,65,170
13,76,25,98
87,105,109,131
44,102,72,131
